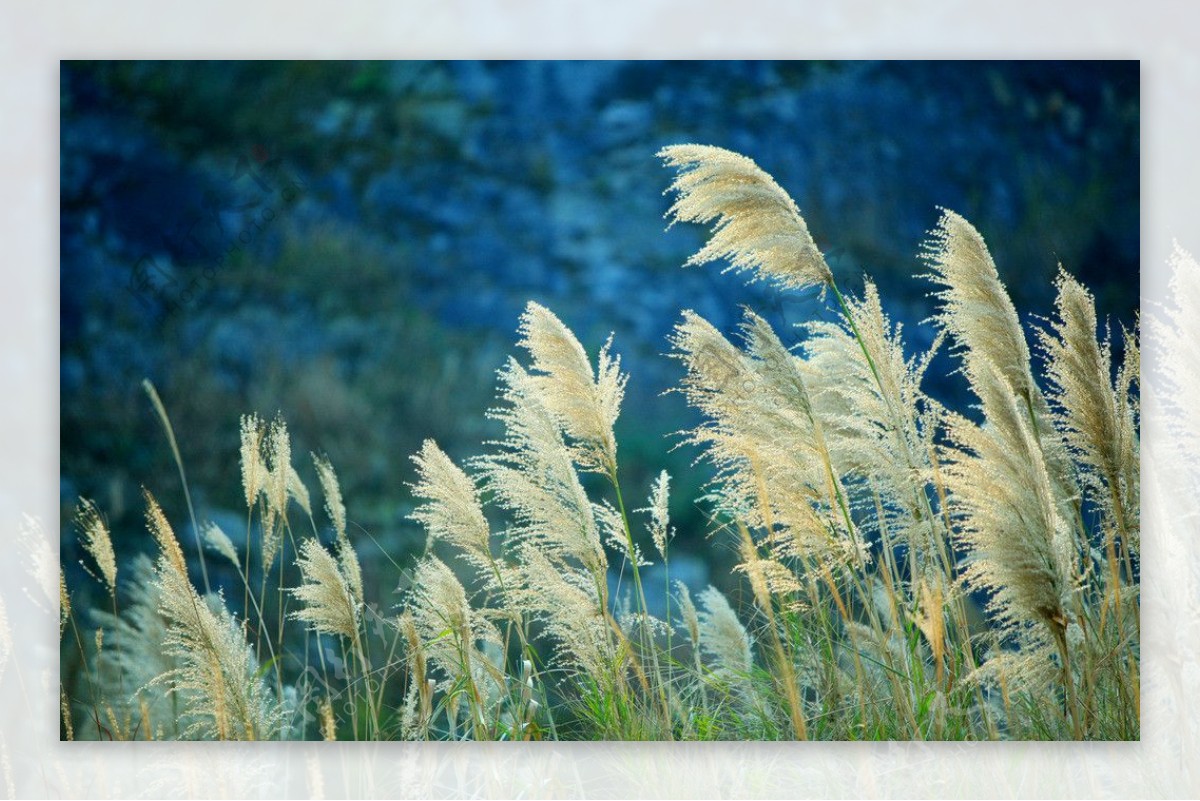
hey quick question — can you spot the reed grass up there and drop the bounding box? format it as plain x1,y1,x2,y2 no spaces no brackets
60,144,1137,741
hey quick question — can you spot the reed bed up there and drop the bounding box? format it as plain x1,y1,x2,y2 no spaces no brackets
60,145,1138,741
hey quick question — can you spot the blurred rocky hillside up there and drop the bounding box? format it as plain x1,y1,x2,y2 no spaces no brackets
60,61,1139,611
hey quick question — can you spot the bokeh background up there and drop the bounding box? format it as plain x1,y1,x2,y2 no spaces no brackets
60,60,1139,617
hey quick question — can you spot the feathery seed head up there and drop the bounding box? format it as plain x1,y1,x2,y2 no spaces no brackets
338,537,364,609
697,585,754,682
734,549,803,606
398,611,428,686
408,557,501,684
671,310,859,568
518,301,626,475
261,415,292,519
202,522,241,569
59,569,71,635
641,470,674,560
1039,268,1140,552
478,360,608,581
512,545,615,680
319,697,337,741
595,498,648,567
154,561,283,740
144,490,188,580
409,440,493,567
312,453,347,542
286,465,312,517
239,414,266,509
922,209,1036,403
258,417,293,568
659,143,832,290
290,539,361,640
924,210,1080,518
674,580,701,652
945,358,1075,634
75,497,117,595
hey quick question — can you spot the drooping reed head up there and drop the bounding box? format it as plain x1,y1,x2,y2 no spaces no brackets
202,522,240,569
659,143,832,290
313,453,347,542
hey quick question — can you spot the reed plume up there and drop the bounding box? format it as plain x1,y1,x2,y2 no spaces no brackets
943,358,1075,637
512,545,616,680
517,301,626,476
75,498,117,596
922,210,1037,404
239,414,266,509
674,582,703,673
659,144,832,290
313,453,348,542
923,208,1079,545
408,556,504,706
145,490,188,581
670,309,858,569
696,586,754,691
146,492,284,740
155,565,285,739
202,522,241,569
265,417,292,519
410,439,496,583
641,470,674,561
290,539,361,641
287,465,312,517
802,279,945,577
1039,268,1140,555
477,360,608,582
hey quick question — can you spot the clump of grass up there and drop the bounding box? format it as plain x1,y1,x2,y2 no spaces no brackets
60,143,1137,741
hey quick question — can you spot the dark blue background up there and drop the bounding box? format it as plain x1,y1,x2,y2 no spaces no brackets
60,61,1139,610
